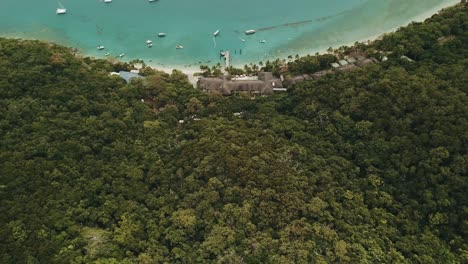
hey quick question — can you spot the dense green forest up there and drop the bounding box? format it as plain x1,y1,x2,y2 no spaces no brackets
1,3,467,263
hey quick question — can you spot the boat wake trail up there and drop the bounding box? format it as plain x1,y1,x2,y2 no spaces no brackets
255,10,349,32
213,37,217,47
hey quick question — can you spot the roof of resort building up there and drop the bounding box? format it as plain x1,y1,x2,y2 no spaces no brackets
355,58,375,67
118,71,144,83
337,63,358,71
338,59,349,66
198,72,282,95
311,70,333,79
331,62,340,68
346,57,357,63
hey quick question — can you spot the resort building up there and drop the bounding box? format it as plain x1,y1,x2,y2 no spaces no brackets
286,55,378,86
197,72,283,96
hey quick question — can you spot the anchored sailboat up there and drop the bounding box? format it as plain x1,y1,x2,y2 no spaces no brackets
56,1,67,14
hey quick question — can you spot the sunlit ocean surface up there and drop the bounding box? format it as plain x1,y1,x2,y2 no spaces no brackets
0,0,458,67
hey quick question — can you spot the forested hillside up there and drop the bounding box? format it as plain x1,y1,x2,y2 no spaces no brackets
1,3,467,264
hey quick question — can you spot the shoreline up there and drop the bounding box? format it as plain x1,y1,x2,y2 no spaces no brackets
149,1,459,82
291,0,460,59
0,1,459,84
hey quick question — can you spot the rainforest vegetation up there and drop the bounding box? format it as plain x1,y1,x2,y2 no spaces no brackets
0,2,467,263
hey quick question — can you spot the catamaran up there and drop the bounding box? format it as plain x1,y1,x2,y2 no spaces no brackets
56,1,66,14
213,30,220,37
245,29,256,35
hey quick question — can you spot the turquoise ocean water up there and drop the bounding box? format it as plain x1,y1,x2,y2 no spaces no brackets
0,0,458,68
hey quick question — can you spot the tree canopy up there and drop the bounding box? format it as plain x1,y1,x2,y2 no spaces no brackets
0,2,467,263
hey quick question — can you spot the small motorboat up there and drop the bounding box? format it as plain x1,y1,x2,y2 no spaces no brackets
104,52,110,56
97,45,105,50
147,43,153,48
118,53,125,57
149,0,157,2
245,29,256,35
56,8,66,14
176,45,184,49
241,38,245,42
146,40,153,44
104,0,112,3
158,33,167,37
213,30,220,37
260,40,266,43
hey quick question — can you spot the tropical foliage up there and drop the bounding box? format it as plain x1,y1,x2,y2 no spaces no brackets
0,3,467,263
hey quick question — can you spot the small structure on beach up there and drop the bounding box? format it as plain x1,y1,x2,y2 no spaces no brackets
198,72,283,96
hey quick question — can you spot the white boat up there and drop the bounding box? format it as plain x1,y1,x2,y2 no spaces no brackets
104,0,112,3
149,0,157,2
245,29,256,35
119,53,125,57
213,30,220,37
260,40,266,43
56,1,66,14
147,43,153,48
97,45,105,50
104,52,110,56
146,40,153,44
56,8,66,14
241,38,245,42
176,45,184,49
158,33,167,37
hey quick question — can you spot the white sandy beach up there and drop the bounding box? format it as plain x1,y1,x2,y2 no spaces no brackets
146,0,459,85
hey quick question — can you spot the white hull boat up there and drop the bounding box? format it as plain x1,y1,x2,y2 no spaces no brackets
56,1,66,14
56,8,66,14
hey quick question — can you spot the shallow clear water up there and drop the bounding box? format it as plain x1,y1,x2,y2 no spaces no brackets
0,0,458,67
